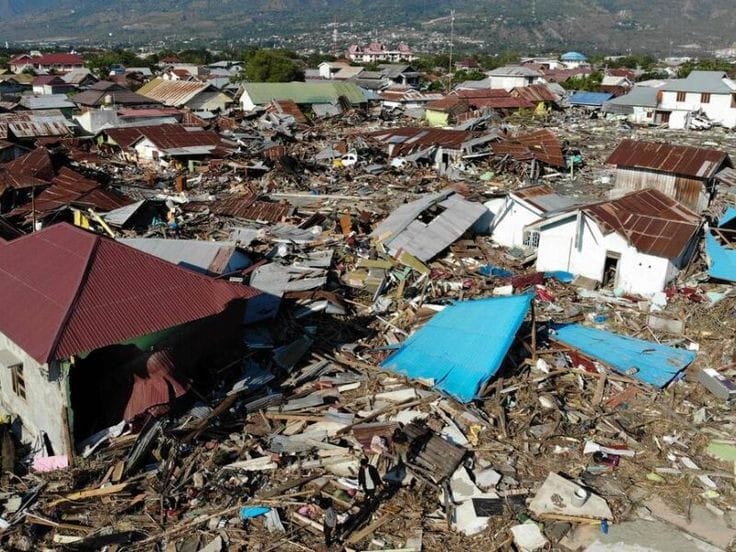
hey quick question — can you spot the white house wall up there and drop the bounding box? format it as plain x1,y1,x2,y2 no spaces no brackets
486,197,542,248
535,214,676,295
133,137,161,162
660,91,736,128
0,333,69,458
240,92,256,111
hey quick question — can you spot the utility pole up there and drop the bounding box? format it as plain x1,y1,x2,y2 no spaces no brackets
448,10,455,92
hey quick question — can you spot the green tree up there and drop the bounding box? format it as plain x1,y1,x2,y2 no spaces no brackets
238,49,304,82
453,69,486,82
677,58,735,78
561,71,603,91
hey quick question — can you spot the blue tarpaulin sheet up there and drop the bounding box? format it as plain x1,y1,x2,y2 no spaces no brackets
705,231,736,282
479,264,514,278
545,271,575,283
240,506,271,519
568,92,614,107
381,294,533,403
551,324,696,388
720,207,736,226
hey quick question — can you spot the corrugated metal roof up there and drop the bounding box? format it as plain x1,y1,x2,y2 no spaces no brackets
551,324,696,388
0,111,72,140
663,71,735,94
138,78,211,107
382,294,533,402
512,84,559,103
120,238,249,275
371,190,489,262
511,184,580,213
201,196,293,223
0,223,258,363
584,188,701,259
0,147,55,189
18,94,75,110
568,91,615,106
492,129,565,168
242,82,366,107
364,127,481,156
10,167,132,218
607,139,730,179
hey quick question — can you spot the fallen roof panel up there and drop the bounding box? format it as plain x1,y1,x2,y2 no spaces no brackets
551,324,696,388
382,294,533,403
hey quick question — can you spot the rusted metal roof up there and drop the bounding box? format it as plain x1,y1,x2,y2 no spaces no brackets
512,84,559,103
492,129,565,168
137,78,211,107
584,188,701,259
10,167,133,218
606,139,731,179
197,196,293,223
133,124,222,151
266,100,308,124
0,147,55,189
0,223,258,363
364,127,481,156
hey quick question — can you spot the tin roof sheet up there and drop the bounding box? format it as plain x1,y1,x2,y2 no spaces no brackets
583,188,701,259
138,78,211,107
242,82,366,107
606,139,730,179
0,223,258,363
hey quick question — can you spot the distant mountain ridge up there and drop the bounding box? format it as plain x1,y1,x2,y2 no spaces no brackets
1,0,735,54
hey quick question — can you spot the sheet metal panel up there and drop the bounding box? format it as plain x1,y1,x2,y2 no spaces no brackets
382,294,532,403
551,324,696,388
607,139,730,179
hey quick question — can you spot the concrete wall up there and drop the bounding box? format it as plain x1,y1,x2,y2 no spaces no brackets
486,197,542,249
0,333,69,457
535,214,677,295
660,90,736,128
488,75,540,91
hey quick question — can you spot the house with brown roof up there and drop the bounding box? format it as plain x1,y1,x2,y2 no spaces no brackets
529,189,702,295
9,53,84,74
129,124,228,169
137,78,233,112
0,223,258,459
606,139,732,212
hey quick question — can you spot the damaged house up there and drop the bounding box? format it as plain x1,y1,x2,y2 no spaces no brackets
0,223,258,459
530,189,702,296
239,82,366,116
607,139,732,212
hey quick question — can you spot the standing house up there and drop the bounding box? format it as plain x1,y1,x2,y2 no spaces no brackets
129,124,226,169
602,86,661,125
0,223,258,458
239,82,366,113
606,139,732,212
658,71,736,129
532,189,701,295
485,184,580,249
137,78,233,113
486,66,544,91
9,53,84,74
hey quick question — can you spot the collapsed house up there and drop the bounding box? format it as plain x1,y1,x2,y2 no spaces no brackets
530,189,702,295
0,223,258,459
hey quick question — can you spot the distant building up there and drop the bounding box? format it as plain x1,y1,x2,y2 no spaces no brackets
346,43,417,63
559,51,589,69
9,52,84,74
485,66,544,91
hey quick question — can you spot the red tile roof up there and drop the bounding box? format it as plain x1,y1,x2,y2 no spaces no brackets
584,189,701,258
0,223,258,363
607,139,731,179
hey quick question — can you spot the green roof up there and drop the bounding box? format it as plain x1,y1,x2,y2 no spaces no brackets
242,82,366,106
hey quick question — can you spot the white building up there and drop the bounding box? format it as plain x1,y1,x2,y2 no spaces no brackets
658,71,736,129
486,66,544,91
602,85,662,125
346,43,417,63
485,185,579,249
530,189,701,296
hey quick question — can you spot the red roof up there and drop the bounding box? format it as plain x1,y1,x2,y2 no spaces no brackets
584,189,701,258
0,147,55,191
493,129,565,168
0,223,258,363
132,124,222,150
35,53,84,66
606,139,731,179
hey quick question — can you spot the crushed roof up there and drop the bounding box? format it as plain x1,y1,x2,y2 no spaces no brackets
584,188,701,259
0,147,55,190
493,129,566,168
606,139,730,178
241,82,366,107
0,223,258,363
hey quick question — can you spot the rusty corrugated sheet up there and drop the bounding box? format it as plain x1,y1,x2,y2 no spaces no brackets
0,223,259,363
136,124,221,150
607,139,730,179
138,78,210,107
0,147,55,189
364,127,480,156
493,129,565,168
207,196,293,222
584,188,701,259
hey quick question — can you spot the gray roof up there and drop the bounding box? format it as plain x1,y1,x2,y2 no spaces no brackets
120,238,250,275
663,71,735,94
487,65,542,78
372,190,489,262
18,94,75,110
455,78,492,89
602,86,660,111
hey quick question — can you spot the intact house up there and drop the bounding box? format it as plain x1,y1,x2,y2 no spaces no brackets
137,78,233,113
125,124,230,170
346,43,417,63
9,53,84,74
529,189,702,296
602,86,661,125
485,66,544,91
0,223,258,459
606,139,732,212
31,76,75,95
485,184,580,250
657,71,736,129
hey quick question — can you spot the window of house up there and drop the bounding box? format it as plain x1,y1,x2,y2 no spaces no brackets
701,93,711,103
676,91,686,102
523,230,540,249
11,363,26,400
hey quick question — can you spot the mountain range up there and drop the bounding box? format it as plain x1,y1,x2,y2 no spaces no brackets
1,0,734,54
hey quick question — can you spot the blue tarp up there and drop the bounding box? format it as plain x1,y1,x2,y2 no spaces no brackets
719,207,736,226
381,294,533,403
568,92,615,107
551,324,696,388
705,231,736,282
240,506,271,519
545,271,575,283
479,264,514,278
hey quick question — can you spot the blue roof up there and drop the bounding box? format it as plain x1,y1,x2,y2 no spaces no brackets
568,92,615,107
719,206,736,226
561,51,587,61
705,231,736,282
382,294,532,403
551,324,696,388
